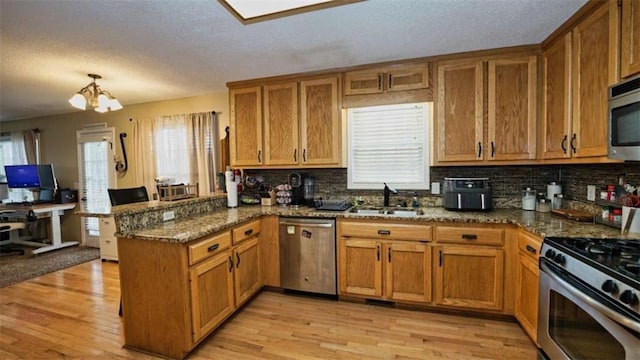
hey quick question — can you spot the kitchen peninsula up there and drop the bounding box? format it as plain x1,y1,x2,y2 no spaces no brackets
78,195,625,359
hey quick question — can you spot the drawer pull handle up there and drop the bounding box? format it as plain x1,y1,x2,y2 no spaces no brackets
462,234,477,240
378,230,391,235
525,245,537,254
244,229,253,236
207,243,219,252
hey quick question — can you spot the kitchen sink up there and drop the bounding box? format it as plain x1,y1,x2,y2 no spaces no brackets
347,207,424,217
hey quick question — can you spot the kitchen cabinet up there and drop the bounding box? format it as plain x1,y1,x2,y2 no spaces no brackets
117,219,263,360
514,230,542,346
189,249,234,342
621,0,640,78
487,56,537,161
541,1,618,160
541,33,572,159
230,75,341,168
263,82,298,166
260,215,280,287
433,226,505,311
98,217,118,261
338,219,432,303
230,86,263,166
435,55,536,163
344,65,428,95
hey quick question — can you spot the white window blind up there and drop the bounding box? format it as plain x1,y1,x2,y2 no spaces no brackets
347,102,430,190
154,122,190,185
80,140,111,236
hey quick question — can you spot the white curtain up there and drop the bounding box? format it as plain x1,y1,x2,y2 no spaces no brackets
133,112,217,199
10,132,27,165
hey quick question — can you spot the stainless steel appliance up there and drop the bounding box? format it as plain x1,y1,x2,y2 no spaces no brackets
442,177,492,211
288,173,305,207
608,74,640,161
279,218,337,295
538,237,640,360
303,176,315,207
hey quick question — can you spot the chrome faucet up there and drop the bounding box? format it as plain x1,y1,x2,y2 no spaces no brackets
383,183,398,207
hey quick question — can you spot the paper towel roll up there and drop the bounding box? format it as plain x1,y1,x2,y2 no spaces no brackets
226,180,238,208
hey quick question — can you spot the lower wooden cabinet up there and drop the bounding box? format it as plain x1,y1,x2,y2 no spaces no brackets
433,245,504,311
233,237,262,307
338,237,432,303
514,230,542,345
98,217,118,261
189,250,235,342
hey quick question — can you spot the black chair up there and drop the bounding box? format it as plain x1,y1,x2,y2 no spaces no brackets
107,186,148,317
107,186,149,206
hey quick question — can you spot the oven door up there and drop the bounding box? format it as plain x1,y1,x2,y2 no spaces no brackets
538,259,640,360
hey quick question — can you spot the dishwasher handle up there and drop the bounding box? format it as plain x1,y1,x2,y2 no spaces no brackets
279,221,334,228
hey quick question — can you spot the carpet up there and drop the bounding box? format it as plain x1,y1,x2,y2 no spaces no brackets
0,245,100,288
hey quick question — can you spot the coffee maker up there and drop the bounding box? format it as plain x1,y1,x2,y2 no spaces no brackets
288,173,305,207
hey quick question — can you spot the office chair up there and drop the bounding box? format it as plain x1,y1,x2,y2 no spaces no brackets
107,186,149,206
106,186,148,317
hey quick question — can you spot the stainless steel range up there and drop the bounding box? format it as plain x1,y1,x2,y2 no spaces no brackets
538,237,640,360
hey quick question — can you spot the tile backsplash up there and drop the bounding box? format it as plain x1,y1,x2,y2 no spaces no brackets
245,162,639,210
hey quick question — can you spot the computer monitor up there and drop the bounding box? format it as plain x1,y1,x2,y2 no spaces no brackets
4,164,57,190
4,165,40,189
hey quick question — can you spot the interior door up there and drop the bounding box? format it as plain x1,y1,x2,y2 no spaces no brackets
76,128,116,248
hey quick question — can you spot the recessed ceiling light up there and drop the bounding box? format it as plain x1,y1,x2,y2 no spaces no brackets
220,0,362,24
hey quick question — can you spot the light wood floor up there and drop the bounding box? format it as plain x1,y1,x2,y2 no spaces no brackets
0,260,537,359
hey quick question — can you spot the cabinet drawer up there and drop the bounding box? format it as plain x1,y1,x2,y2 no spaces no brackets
435,226,504,246
518,231,542,261
232,219,261,245
189,231,232,265
340,221,432,241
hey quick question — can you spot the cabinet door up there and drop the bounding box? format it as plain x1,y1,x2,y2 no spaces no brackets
542,33,572,160
233,237,262,307
230,86,263,166
433,246,504,311
263,82,299,165
344,69,383,95
436,60,484,162
487,56,537,161
189,251,235,342
384,242,431,303
338,239,382,297
300,76,341,165
514,254,540,346
621,0,640,78
387,66,429,92
571,3,619,158
98,217,118,261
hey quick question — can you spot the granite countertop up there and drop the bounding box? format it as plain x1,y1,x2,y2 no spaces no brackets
74,194,227,218
116,205,626,243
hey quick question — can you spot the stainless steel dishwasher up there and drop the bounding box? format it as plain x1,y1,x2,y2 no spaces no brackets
279,218,336,295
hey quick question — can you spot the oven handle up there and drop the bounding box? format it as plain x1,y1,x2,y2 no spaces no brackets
541,261,640,333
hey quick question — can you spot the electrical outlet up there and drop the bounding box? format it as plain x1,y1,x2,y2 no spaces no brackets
431,182,441,195
162,211,175,221
587,185,596,201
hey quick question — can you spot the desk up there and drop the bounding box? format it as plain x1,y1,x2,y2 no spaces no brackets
0,203,77,255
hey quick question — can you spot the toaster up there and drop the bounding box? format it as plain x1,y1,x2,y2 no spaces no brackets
443,177,492,211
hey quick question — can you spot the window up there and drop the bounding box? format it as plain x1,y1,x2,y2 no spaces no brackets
347,102,430,190
154,120,191,185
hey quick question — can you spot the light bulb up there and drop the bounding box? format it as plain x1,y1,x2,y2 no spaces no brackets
97,93,110,108
94,106,109,113
68,93,87,110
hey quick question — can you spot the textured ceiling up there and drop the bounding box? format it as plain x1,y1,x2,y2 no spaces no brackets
0,0,587,122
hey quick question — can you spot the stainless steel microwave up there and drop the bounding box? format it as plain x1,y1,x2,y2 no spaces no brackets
608,74,640,161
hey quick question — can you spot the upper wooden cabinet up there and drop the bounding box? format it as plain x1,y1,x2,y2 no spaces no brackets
621,0,640,78
263,82,299,166
435,60,484,162
300,77,341,165
542,33,572,160
435,55,537,163
488,56,537,161
571,2,619,158
344,65,428,95
229,75,341,168
230,86,263,166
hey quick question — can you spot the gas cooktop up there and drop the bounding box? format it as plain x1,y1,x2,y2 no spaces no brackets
544,237,639,284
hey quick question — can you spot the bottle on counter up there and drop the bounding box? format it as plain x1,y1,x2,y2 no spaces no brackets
536,193,551,213
552,193,563,210
522,187,536,211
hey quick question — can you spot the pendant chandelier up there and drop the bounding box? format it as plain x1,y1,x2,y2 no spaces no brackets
68,73,123,113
